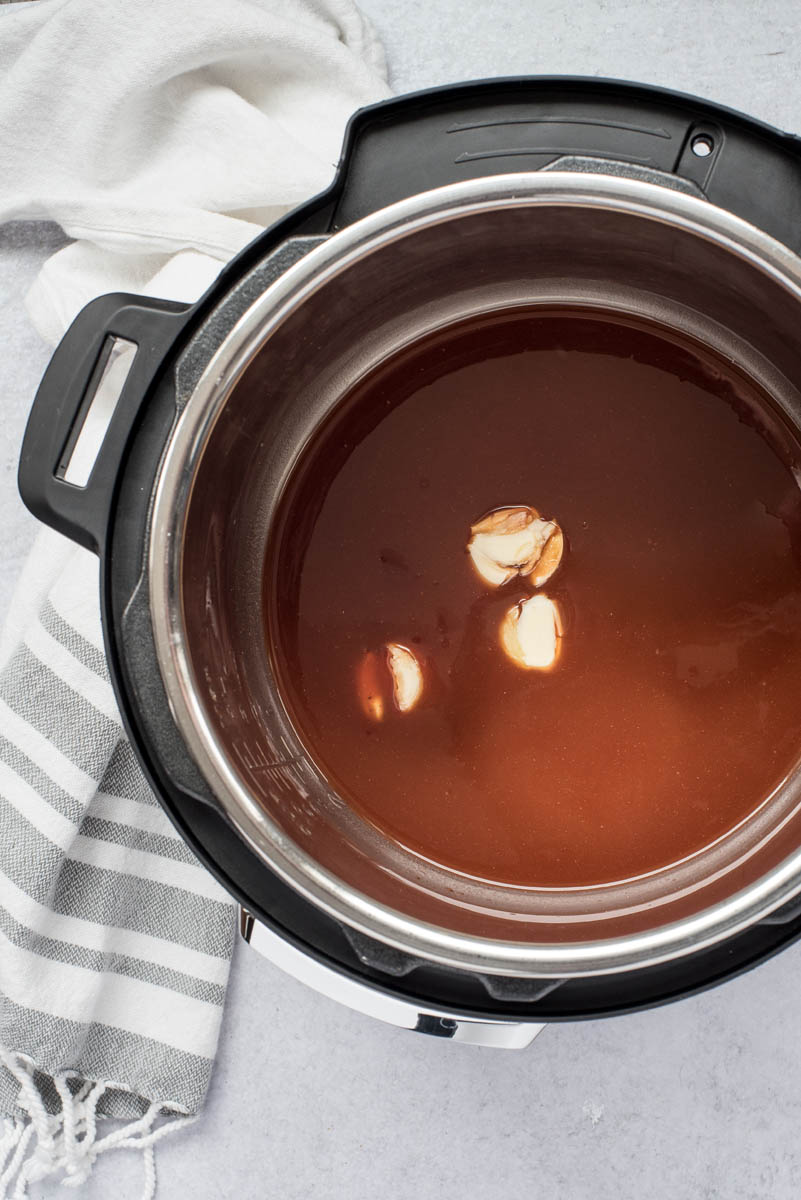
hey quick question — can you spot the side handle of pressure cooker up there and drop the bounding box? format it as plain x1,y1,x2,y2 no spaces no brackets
19,293,190,556
240,909,544,1048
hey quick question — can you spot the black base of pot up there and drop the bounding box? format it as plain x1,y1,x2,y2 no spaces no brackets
82,78,801,1022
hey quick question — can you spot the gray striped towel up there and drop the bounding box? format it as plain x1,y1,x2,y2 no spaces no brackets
0,529,236,1197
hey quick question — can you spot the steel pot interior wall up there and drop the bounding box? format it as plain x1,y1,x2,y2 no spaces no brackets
176,189,801,955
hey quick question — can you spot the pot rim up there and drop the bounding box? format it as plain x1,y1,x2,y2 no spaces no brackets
149,171,801,977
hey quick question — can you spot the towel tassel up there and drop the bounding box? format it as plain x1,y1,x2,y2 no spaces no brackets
0,1047,195,1199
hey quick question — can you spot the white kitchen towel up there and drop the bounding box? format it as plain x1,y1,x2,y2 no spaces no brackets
0,0,389,343
0,0,390,1196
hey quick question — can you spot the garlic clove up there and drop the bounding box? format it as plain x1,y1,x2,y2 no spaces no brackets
500,594,563,670
357,643,425,719
468,505,561,588
386,643,424,712
528,525,564,588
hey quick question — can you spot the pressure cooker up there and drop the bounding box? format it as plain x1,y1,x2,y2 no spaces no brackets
19,77,801,1047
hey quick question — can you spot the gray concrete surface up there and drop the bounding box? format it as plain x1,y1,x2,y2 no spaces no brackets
2,0,801,1196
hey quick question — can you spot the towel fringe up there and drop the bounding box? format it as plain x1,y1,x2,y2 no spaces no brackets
0,1048,195,1199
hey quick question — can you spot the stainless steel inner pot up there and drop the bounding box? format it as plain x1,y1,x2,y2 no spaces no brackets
150,172,801,978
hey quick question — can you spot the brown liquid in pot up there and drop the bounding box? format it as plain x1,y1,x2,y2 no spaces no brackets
265,309,801,887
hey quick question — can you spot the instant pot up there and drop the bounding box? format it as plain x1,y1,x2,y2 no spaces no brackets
19,78,801,1047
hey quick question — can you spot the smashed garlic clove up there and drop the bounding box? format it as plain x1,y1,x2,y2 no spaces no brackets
356,651,385,721
468,505,562,589
500,594,563,670
386,643,424,713
357,644,424,719
528,525,564,588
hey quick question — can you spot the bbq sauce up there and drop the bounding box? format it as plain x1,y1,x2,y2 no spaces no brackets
264,309,801,887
